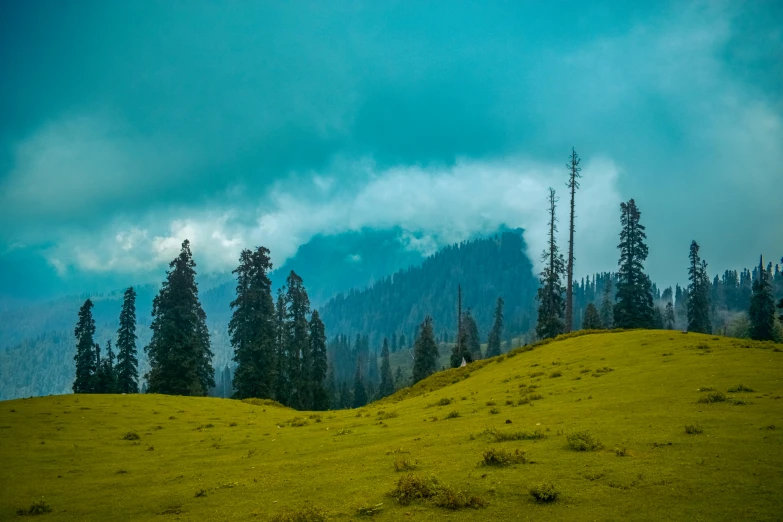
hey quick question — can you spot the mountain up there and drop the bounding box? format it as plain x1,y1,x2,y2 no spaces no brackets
2,331,781,520
318,230,538,348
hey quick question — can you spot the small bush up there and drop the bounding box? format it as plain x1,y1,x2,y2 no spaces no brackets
685,424,703,434
195,489,207,498
489,407,500,415
434,487,487,510
697,392,727,404
270,506,327,522
529,482,560,503
567,431,603,451
481,427,544,442
394,458,417,472
614,447,628,456
698,386,715,392
727,384,754,393
229,422,238,427
480,447,526,466
17,499,52,516
485,400,496,406
530,371,545,378
580,368,591,373
391,474,441,505
550,371,562,378
378,411,398,420
122,431,140,441
445,411,461,419
438,397,453,406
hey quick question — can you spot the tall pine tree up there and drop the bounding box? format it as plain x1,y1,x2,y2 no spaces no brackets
412,316,439,383
536,188,566,339
145,240,215,396
352,359,368,408
749,255,776,341
686,241,712,333
664,302,676,330
378,338,395,398
486,297,504,357
73,299,96,393
463,310,482,361
285,271,311,409
230,247,277,399
582,303,602,329
450,285,468,367
614,199,654,329
116,287,139,393
565,147,582,333
274,288,290,404
309,311,329,410
600,279,614,329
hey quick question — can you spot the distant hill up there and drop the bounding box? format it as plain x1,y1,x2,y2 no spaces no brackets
318,230,538,348
2,331,781,520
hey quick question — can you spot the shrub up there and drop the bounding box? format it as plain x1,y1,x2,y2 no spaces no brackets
17,499,52,516
391,474,441,505
614,447,628,456
122,431,140,441
550,371,562,378
378,411,398,420
434,487,487,510
480,427,544,442
489,408,500,415
685,424,703,434
529,482,560,503
727,384,754,393
530,371,545,378
195,489,207,498
394,458,417,472
567,431,603,451
445,411,461,419
270,506,327,522
697,392,727,404
480,447,526,466
485,401,496,406
698,386,715,392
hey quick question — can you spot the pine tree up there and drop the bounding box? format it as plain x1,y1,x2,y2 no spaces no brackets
103,339,117,393
274,288,290,404
378,338,395,398
285,271,311,409
145,240,215,396
565,147,582,333
352,360,368,408
310,311,329,410
73,299,96,393
486,297,504,357
325,362,337,408
90,342,104,393
450,285,467,367
338,381,352,409
536,188,566,339
686,241,712,333
614,199,654,329
600,279,614,329
412,316,439,383
749,255,776,341
664,302,676,330
116,287,139,394
463,311,482,361
394,366,403,385
230,247,277,400
391,332,398,353
582,303,602,329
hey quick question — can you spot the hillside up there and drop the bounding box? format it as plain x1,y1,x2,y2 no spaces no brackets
2,331,782,521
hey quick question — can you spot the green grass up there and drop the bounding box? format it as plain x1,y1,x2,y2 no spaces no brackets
1,330,783,520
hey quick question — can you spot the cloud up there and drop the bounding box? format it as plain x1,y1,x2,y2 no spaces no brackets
44,156,623,280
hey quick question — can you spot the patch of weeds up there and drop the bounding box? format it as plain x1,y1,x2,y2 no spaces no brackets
530,371,545,378
229,422,238,427
445,410,461,419
146,445,154,451
614,447,628,456
583,471,605,481
158,505,184,516
245,449,257,458
16,499,53,516
438,397,452,406
505,399,514,405
122,431,140,441
685,424,703,434
567,431,603,451
116,469,129,474
480,447,526,466
698,386,715,392
270,506,327,522
480,427,545,442
529,482,560,503
662,352,673,356
194,423,215,430
485,401,496,406
390,474,441,505
434,487,487,510
580,368,591,374
334,428,352,436
195,489,207,498
489,407,500,415
550,371,562,378
697,392,727,404
168,416,176,420
378,411,398,420
727,384,754,393
730,398,749,405
394,458,417,472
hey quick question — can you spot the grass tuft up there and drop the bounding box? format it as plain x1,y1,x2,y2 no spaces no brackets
697,392,727,404
480,447,526,466
122,431,140,440
16,499,52,516
270,506,327,522
393,458,417,472
567,431,603,451
685,424,703,434
727,384,754,393
529,482,560,503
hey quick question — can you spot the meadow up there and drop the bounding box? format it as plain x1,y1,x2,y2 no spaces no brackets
1,330,782,521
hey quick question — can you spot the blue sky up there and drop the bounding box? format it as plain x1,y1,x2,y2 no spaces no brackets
0,1,781,300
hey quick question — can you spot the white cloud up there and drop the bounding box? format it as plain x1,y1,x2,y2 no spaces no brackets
44,156,624,280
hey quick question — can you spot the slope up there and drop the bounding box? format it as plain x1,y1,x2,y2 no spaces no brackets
1,331,782,521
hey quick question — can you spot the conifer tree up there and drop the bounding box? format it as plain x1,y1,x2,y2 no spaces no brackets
686,241,712,333
145,240,215,396
463,311,482,361
600,279,614,329
565,147,581,333
664,301,676,330
309,311,329,410
116,287,139,394
90,342,104,393
230,247,277,399
486,297,504,357
412,316,439,383
339,381,352,409
391,332,398,353
749,255,776,341
582,303,602,329
325,362,337,408
450,285,467,367
614,199,654,329
274,288,290,404
378,338,395,398
394,366,403,385
285,271,311,409
536,188,566,339
73,299,96,393
103,339,117,393
352,360,368,408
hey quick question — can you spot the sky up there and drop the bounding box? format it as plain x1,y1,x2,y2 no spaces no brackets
0,0,781,301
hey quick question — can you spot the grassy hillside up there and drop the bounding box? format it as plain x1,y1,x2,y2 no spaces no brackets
1,331,782,521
